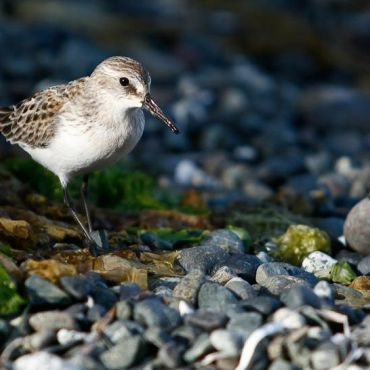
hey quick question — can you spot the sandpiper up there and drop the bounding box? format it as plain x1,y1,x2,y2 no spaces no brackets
0,56,179,254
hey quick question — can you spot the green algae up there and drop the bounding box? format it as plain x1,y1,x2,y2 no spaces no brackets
330,261,357,285
272,224,331,265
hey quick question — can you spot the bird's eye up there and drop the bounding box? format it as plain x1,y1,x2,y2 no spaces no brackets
119,77,129,87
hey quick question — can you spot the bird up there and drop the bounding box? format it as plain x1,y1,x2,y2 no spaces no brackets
0,56,179,254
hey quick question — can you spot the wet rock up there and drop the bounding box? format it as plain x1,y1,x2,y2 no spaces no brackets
173,269,205,305
178,244,228,274
13,351,80,370
29,310,77,332
225,277,256,299
133,297,182,330
198,282,239,314
344,197,370,255
213,254,261,281
185,310,228,331
100,335,146,370
203,229,244,254
350,276,370,299
25,275,71,308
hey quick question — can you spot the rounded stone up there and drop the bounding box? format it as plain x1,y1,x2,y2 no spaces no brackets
203,229,244,254
344,198,370,255
173,269,205,305
280,285,321,309
225,277,256,299
29,310,77,332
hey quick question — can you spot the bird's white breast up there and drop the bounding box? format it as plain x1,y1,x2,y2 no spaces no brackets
23,106,145,186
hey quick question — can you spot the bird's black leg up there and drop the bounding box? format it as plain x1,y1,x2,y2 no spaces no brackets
81,174,93,233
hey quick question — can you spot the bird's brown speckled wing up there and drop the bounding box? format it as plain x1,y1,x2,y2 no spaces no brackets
0,78,87,148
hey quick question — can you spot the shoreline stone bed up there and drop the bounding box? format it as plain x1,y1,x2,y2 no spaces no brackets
1,222,370,370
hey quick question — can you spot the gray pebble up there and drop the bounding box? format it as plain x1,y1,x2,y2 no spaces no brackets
227,312,263,340
100,335,146,370
29,310,77,332
203,229,244,253
60,275,93,301
183,332,212,363
213,253,261,281
209,329,243,356
115,301,132,320
256,262,318,287
280,286,321,309
211,266,237,284
178,244,229,274
225,277,256,299
185,310,228,331
103,320,143,344
311,342,340,370
25,275,71,308
158,340,186,368
261,275,312,296
241,296,281,315
134,298,182,330
173,269,205,305
198,282,239,314
358,255,370,275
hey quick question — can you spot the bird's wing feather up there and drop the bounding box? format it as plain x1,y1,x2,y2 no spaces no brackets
0,78,87,148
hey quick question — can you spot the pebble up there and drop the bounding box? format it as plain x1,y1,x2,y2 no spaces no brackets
103,320,143,344
301,251,337,278
90,286,117,309
209,329,243,355
344,197,370,255
197,282,240,314
357,255,370,275
28,330,56,350
60,275,93,301
185,310,228,331
268,359,300,370
25,275,71,308
313,280,335,304
115,301,132,320
29,310,77,332
178,244,229,274
100,335,146,370
241,296,281,315
227,311,263,340
173,269,205,305
280,285,322,309
13,352,80,370
203,229,244,253
213,253,261,281
133,297,182,330
256,262,318,287
57,329,90,346
211,266,237,284
144,326,172,348
260,275,312,296
158,340,186,368
183,332,212,362
225,277,256,299
311,342,340,370
119,283,141,300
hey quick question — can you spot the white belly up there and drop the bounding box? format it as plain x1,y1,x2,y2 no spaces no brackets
23,110,145,186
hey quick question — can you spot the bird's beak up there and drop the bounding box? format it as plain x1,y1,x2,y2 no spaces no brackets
143,94,180,134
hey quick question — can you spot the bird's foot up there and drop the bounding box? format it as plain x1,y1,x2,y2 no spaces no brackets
88,229,110,255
